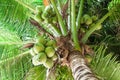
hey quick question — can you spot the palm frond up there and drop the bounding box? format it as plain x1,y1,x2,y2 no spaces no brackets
0,40,32,80
0,0,41,37
0,22,36,80
0,19,38,41
0,27,22,60
108,0,120,10
24,66,46,80
0,0,24,23
91,44,120,80
56,66,74,80
0,9,39,80
0,0,36,23
0,28,23,45
108,0,120,22
0,50,33,80
0,29,33,79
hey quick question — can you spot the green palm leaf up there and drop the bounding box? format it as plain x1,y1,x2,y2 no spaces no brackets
91,44,120,80
0,0,37,23
0,21,38,39
24,66,46,80
56,66,74,80
0,51,32,80
0,28,22,45
0,0,41,37
108,0,120,23
0,17,37,80
0,0,42,80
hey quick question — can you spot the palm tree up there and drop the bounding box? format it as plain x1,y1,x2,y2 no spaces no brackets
0,0,120,80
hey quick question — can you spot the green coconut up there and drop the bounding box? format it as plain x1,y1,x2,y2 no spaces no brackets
81,14,92,25
96,24,102,30
80,28,86,33
85,18,93,25
83,14,90,21
33,43,45,54
38,52,47,63
46,40,57,48
37,36,46,45
34,13,43,23
52,17,57,24
42,6,52,19
80,17,85,24
52,54,58,61
36,6,44,13
45,5,52,13
85,55,92,63
41,11,49,20
91,15,98,21
45,46,55,57
43,59,54,69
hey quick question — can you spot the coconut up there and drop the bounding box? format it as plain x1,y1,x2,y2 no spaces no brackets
52,54,58,61
96,24,102,30
45,46,55,57
38,52,47,63
46,40,57,48
91,15,98,21
37,36,46,45
86,18,93,25
43,59,54,69
36,6,44,13
33,43,45,54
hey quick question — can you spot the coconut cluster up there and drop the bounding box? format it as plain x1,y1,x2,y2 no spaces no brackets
80,14,102,33
34,5,57,24
29,36,58,69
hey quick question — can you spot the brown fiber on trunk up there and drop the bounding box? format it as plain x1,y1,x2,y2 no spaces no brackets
68,51,98,80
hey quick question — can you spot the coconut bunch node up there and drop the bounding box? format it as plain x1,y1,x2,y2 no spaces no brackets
29,36,58,69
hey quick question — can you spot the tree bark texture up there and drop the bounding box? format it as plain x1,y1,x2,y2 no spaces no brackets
68,51,98,80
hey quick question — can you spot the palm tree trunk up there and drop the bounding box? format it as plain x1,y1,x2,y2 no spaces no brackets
68,50,98,80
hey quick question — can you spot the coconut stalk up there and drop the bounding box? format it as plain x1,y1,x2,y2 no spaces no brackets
68,51,98,80
71,0,81,51
50,0,68,36
76,0,84,29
